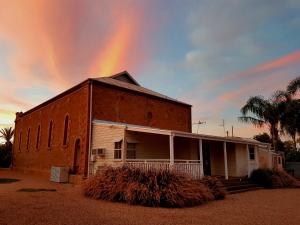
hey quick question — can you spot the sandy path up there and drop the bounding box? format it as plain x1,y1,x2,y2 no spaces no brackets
0,170,300,225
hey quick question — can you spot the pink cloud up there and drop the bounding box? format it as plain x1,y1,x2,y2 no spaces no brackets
205,50,300,90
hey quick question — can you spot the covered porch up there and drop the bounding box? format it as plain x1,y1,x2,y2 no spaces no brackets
122,126,261,180
90,121,267,180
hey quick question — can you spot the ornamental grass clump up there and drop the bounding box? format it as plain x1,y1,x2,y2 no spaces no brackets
251,168,300,188
82,166,225,208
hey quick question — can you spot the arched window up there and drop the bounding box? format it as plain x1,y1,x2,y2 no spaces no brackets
36,125,40,150
48,121,53,148
18,131,22,152
26,128,30,151
63,115,69,146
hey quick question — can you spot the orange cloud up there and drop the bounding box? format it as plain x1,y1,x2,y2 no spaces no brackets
0,1,149,92
89,15,136,76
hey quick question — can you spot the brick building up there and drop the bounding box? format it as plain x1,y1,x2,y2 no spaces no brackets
13,71,192,177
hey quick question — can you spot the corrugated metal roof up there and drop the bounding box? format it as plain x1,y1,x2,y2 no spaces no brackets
92,76,191,106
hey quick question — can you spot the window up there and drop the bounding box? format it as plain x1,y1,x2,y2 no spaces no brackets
127,143,136,159
114,141,122,159
36,125,40,150
18,131,22,152
63,115,69,146
26,128,30,151
249,147,255,160
48,121,53,148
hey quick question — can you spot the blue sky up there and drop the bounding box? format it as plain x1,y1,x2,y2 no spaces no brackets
0,0,300,138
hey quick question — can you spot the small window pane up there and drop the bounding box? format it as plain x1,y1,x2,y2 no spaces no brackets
114,141,122,159
249,147,255,160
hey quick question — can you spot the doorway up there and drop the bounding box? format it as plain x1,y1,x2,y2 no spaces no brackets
202,141,211,176
73,139,81,174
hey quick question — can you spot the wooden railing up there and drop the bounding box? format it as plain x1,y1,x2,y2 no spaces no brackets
125,159,202,180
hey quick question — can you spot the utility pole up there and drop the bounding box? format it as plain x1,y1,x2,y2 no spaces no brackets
231,126,234,137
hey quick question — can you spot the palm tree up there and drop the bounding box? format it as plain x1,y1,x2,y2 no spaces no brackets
239,96,281,148
287,77,300,96
0,127,14,148
274,77,300,149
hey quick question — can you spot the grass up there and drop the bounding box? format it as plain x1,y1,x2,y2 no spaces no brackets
0,178,20,184
83,166,225,208
18,188,57,192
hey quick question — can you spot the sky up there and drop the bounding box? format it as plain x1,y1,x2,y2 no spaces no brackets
0,0,300,138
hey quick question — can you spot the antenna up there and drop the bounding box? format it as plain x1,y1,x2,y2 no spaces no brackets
192,120,206,134
219,119,226,136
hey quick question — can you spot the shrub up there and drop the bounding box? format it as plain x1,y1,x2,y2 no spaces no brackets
0,145,12,168
250,169,273,188
272,170,300,188
286,150,300,162
83,166,225,208
201,176,226,200
251,168,300,189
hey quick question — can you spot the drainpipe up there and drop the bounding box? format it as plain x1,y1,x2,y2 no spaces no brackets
87,81,93,176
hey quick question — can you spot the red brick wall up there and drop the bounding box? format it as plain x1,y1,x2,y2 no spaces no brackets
13,85,90,176
92,83,192,132
12,80,192,176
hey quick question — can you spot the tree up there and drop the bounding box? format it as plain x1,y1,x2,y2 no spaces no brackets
274,77,300,149
0,127,14,148
239,96,281,148
253,133,272,143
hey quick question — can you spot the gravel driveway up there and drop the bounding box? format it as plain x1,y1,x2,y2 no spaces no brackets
1,170,300,225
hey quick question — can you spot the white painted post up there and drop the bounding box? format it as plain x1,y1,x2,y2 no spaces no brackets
223,141,228,180
169,134,174,166
122,131,127,164
199,139,204,178
255,146,259,169
247,144,250,177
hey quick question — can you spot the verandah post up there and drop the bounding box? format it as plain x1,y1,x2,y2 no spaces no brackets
223,141,228,180
247,144,250,177
169,134,174,170
199,139,204,178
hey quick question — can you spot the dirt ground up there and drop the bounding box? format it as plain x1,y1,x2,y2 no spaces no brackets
0,170,300,225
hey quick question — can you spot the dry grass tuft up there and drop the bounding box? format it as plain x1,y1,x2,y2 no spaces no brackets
83,166,225,207
272,170,300,188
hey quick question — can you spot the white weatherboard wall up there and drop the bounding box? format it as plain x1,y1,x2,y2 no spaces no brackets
235,144,248,177
91,123,125,173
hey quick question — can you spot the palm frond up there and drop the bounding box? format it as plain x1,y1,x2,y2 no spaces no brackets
272,90,291,102
240,96,267,118
238,116,265,127
287,76,300,96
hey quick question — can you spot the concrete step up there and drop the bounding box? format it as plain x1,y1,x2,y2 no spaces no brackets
228,186,263,194
226,183,258,191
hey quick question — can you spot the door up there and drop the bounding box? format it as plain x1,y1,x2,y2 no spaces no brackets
202,141,211,176
73,139,81,174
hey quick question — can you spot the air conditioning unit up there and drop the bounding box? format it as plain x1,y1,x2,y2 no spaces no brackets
90,155,97,162
97,148,105,156
50,166,69,183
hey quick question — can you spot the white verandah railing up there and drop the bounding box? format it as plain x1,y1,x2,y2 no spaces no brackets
125,159,202,180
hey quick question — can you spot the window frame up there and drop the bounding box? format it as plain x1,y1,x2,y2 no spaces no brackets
62,115,69,147
18,131,22,152
114,141,122,159
26,128,31,151
249,146,255,160
36,124,41,150
48,121,53,149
